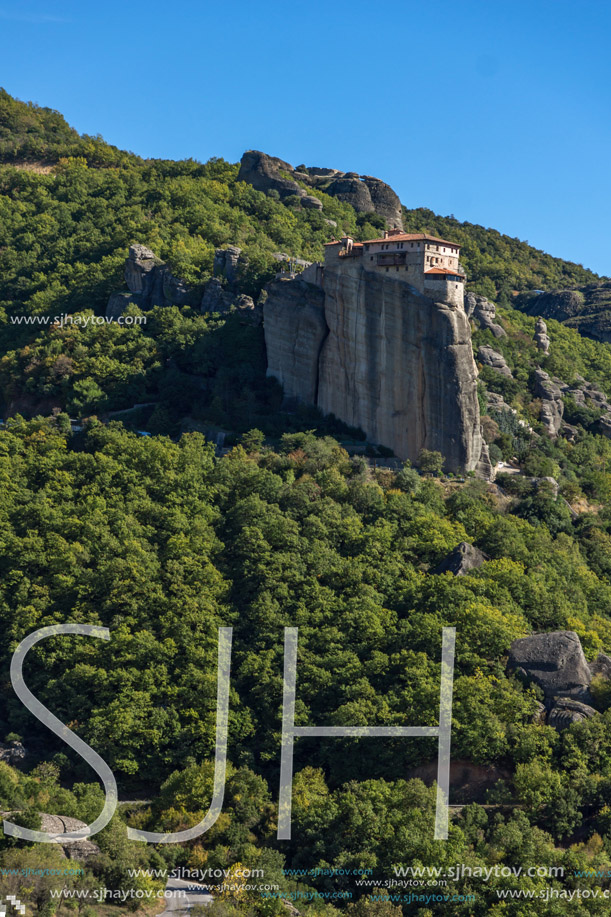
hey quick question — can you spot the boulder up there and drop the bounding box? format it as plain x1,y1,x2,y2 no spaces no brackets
590,652,611,679
533,368,564,437
301,194,323,210
0,741,26,764
39,814,101,860
534,317,550,353
547,698,597,730
562,422,579,442
508,631,592,703
478,346,513,377
431,541,490,576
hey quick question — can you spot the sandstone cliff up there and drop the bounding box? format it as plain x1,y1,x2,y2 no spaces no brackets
264,264,485,474
264,278,327,404
238,151,403,230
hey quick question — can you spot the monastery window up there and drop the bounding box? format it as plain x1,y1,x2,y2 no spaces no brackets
370,256,373,261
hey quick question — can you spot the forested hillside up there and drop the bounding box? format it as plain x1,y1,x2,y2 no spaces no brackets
6,89,611,916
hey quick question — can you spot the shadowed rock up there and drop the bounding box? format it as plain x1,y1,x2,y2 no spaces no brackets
508,631,592,703
431,541,489,576
264,278,328,404
0,741,26,764
547,698,597,730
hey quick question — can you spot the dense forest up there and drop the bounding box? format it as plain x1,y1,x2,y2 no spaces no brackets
5,89,611,916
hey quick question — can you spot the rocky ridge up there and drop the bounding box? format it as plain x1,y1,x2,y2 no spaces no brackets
237,151,404,229
106,244,261,322
516,281,611,343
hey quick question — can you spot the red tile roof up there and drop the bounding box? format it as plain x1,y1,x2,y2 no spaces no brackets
425,267,465,277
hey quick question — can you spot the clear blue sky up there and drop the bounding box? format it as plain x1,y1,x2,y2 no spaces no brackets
2,0,610,275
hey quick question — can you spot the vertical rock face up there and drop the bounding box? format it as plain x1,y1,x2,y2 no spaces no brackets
264,261,486,474
316,261,483,472
264,278,327,404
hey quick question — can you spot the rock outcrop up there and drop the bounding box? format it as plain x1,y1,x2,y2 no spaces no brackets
508,629,604,730
238,151,403,229
0,741,26,764
213,245,243,284
431,541,489,576
547,698,597,729
318,261,484,472
508,631,592,704
533,368,564,437
534,317,550,353
106,244,200,317
465,293,506,338
590,652,611,679
200,278,257,319
477,346,513,378
39,814,101,860
264,256,486,474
